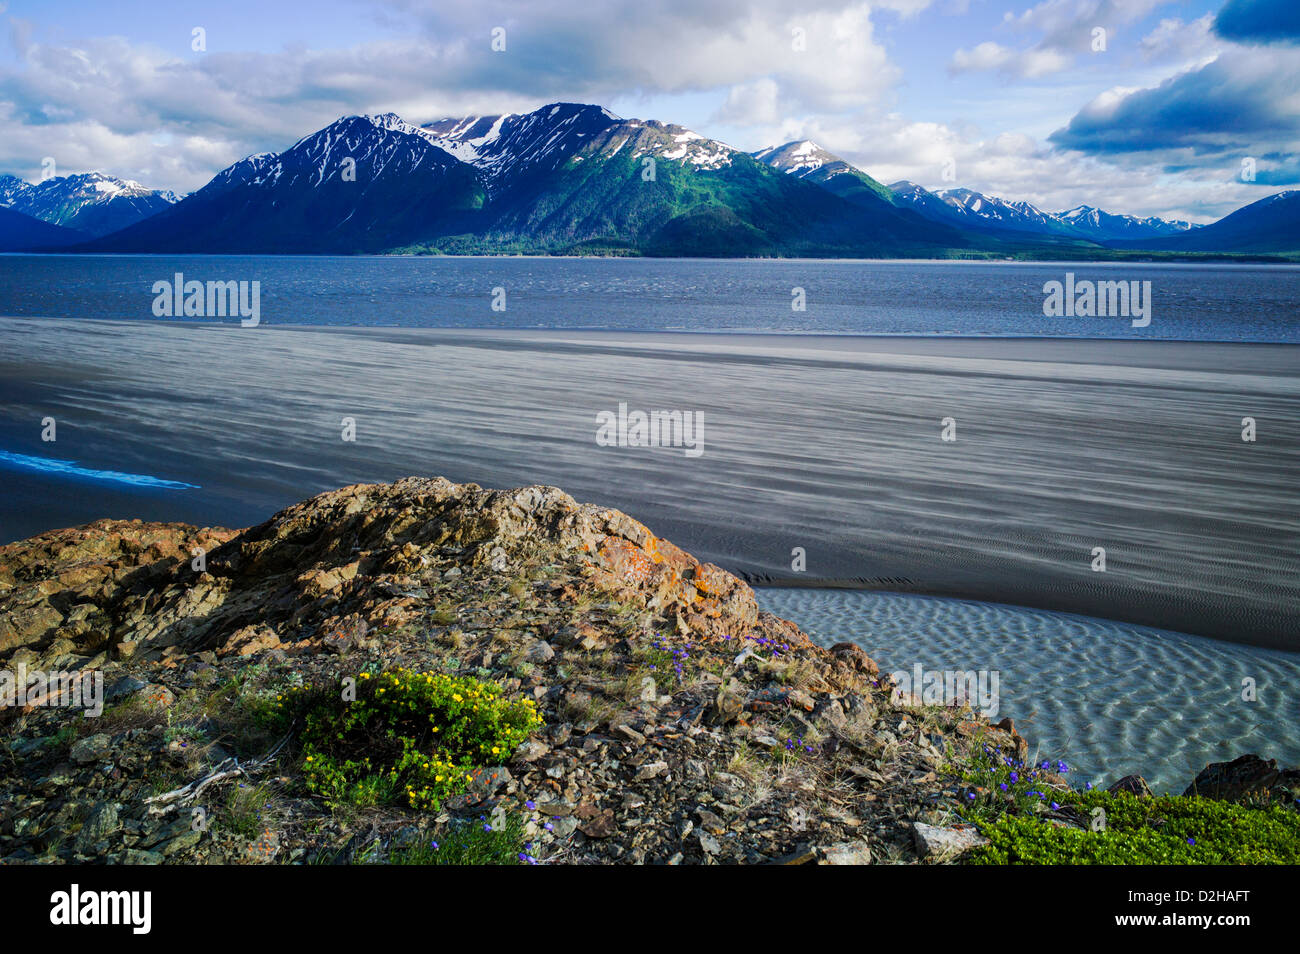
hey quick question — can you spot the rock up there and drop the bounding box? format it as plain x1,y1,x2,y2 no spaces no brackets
467,766,511,799
1108,774,1153,797
536,798,574,817
913,822,988,859
1183,754,1300,803
819,841,871,865
696,809,727,834
711,681,744,725
0,475,1046,867
122,848,164,864
523,640,555,664
69,734,112,764
74,802,120,853
575,801,617,838
638,676,657,703
220,624,282,657
615,724,647,746
829,642,879,676
515,741,550,763
634,761,669,781
103,675,148,704
141,684,175,708
142,817,202,856
786,689,815,711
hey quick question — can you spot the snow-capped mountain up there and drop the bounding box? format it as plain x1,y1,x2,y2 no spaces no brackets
753,140,841,176
883,180,1202,243
0,172,177,237
888,181,1082,238
421,103,623,197
419,108,954,254
93,103,965,256
752,140,894,209
1056,205,1198,242
91,113,486,253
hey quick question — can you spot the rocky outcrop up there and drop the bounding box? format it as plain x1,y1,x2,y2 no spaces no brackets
1182,755,1300,805
2,477,1024,865
0,478,802,675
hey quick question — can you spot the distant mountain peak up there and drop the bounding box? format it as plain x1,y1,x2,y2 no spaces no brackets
753,140,894,206
752,140,838,176
0,170,177,237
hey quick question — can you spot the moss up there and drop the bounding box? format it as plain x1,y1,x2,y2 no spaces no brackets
969,791,1300,865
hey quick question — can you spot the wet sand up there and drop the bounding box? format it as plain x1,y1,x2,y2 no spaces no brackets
1,317,1297,649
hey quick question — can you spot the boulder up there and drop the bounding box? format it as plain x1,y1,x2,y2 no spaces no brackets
1183,754,1300,804
913,822,988,859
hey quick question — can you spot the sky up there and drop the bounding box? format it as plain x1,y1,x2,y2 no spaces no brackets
0,0,1297,223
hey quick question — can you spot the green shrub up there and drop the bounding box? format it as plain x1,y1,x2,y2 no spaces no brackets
970,791,1300,865
281,668,542,811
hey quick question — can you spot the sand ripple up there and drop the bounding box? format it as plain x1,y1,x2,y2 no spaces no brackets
759,587,1300,793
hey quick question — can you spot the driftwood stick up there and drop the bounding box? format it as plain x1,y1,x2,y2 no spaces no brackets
143,732,293,813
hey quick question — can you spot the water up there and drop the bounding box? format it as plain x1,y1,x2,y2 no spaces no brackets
757,588,1300,793
1,318,1296,649
3,254,1299,340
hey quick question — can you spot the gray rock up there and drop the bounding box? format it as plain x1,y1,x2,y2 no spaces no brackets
639,676,657,703
104,675,148,704
69,733,112,764
819,841,871,865
74,801,120,853
913,822,988,859
634,760,669,781
515,740,550,763
122,848,164,865
523,640,555,664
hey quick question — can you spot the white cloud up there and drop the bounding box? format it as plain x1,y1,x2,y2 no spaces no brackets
952,0,1174,79
949,41,1071,78
1139,14,1218,64
0,1,910,190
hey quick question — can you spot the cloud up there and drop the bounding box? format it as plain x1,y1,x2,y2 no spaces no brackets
761,107,1233,221
949,0,1171,79
949,41,1071,78
0,1,912,190
1138,15,1217,64
1048,45,1300,161
1213,0,1300,45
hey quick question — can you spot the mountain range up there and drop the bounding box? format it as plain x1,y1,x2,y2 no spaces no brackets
83,104,966,257
3,103,1297,257
0,172,176,238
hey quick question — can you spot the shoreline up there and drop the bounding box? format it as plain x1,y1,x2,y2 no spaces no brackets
6,250,1300,264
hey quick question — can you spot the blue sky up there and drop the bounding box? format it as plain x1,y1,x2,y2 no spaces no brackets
1,0,1296,222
